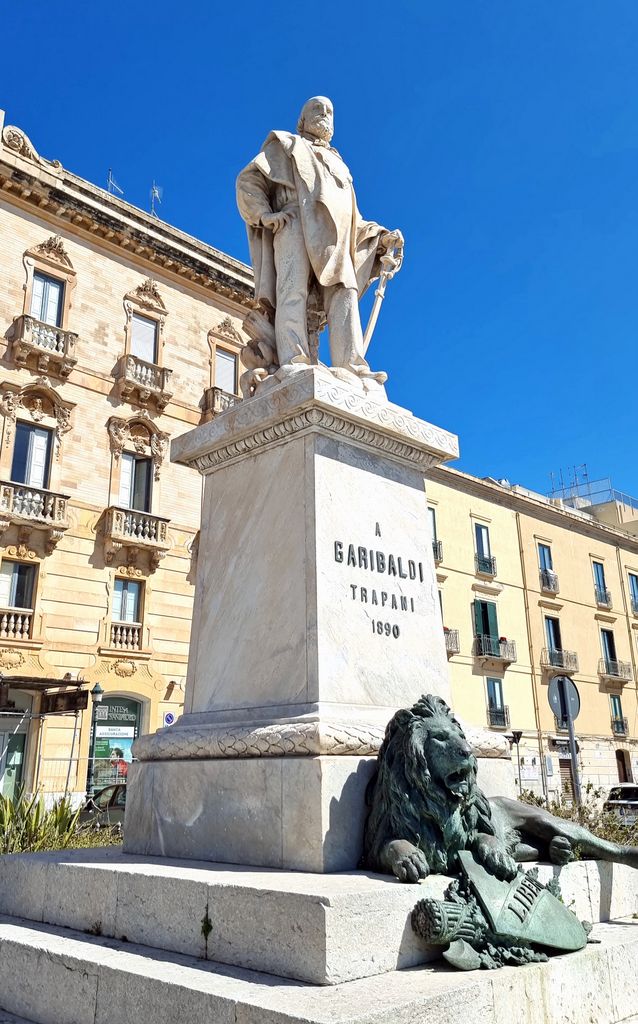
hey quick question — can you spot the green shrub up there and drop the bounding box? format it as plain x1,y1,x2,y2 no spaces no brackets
0,791,120,854
520,784,638,846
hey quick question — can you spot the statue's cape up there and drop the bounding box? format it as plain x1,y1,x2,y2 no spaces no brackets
236,131,385,311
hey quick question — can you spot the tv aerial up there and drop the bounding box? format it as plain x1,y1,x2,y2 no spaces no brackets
150,181,163,218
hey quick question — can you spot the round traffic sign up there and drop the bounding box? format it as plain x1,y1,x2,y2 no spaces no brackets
547,676,580,721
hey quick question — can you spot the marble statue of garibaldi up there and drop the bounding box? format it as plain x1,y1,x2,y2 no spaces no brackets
236,97,403,384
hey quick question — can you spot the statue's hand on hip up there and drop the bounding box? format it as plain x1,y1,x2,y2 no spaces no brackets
261,211,296,234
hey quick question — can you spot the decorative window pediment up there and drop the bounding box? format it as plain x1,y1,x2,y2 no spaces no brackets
107,414,170,482
0,378,74,459
124,278,168,323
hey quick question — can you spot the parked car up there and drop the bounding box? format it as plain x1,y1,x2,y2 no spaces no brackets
80,783,127,826
603,784,638,825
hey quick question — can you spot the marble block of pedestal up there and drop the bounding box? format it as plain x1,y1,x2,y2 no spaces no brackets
125,367,460,868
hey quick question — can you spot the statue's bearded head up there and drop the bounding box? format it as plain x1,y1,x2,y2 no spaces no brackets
297,96,334,143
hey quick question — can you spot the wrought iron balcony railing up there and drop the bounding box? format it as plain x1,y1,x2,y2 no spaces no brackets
444,628,460,655
475,553,497,576
103,506,170,570
432,539,443,563
475,635,517,663
201,386,240,422
11,314,78,377
114,354,173,410
611,716,629,737
539,568,559,595
487,705,510,729
110,621,143,651
598,658,632,682
540,648,579,674
554,715,569,732
0,607,33,641
631,596,638,616
0,480,69,553
595,586,612,608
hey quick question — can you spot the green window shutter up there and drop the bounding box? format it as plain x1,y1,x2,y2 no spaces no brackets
486,602,499,638
473,600,483,636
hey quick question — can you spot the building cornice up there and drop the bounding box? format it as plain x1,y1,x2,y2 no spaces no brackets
431,464,638,554
0,118,254,309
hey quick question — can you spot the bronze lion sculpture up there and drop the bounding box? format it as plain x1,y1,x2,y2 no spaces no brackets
363,694,638,882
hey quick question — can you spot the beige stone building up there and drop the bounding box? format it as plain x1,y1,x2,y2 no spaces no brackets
0,110,252,804
428,467,638,801
1,110,636,811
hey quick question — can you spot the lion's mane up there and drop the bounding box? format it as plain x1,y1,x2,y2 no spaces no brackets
362,695,498,875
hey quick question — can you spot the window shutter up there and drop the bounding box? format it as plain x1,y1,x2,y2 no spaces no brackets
486,602,499,638
428,507,437,542
130,314,157,362
124,582,140,623
30,274,45,320
26,428,50,489
119,454,134,507
132,458,151,512
215,350,237,394
112,580,124,622
0,562,14,607
473,600,483,636
43,278,63,327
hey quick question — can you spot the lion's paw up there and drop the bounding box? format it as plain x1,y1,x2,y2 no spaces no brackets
386,841,430,883
475,838,518,881
549,836,573,865
393,850,430,883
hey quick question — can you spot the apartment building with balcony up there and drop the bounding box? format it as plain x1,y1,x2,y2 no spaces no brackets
427,467,638,801
2,111,637,813
0,112,251,803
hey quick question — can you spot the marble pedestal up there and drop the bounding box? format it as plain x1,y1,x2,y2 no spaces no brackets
125,367,461,868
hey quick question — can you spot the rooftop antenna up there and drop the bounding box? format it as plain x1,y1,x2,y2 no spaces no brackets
106,168,124,197
150,181,163,218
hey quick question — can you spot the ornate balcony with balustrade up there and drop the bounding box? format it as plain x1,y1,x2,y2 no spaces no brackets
103,506,170,570
540,647,579,675
114,354,173,410
475,553,497,577
201,386,240,423
10,314,78,378
475,634,517,665
0,608,33,642
598,658,633,687
0,480,69,553
109,621,143,652
539,568,559,595
443,628,460,657
611,716,629,737
487,705,510,729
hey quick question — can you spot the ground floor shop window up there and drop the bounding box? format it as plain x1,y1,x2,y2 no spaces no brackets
87,696,142,796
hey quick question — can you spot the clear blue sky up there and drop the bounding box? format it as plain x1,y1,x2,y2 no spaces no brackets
3,1,637,496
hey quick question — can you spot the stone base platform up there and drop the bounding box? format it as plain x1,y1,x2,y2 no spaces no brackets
1,913,638,1024
1,848,638,989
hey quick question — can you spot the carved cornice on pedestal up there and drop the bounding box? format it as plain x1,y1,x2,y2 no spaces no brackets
171,367,459,475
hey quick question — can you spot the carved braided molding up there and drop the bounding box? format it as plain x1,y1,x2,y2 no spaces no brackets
191,407,438,473
173,367,458,474
132,718,507,763
133,720,386,761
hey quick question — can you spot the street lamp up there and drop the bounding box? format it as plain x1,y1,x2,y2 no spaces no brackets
507,730,523,796
86,683,104,799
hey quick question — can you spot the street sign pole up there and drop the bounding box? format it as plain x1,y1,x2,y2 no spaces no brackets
559,676,581,806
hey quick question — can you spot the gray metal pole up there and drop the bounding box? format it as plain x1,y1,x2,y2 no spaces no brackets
560,677,581,806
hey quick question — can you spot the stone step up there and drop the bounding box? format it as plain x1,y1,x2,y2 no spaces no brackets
2,847,638,987
1,914,638,1024
0,846,448,984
